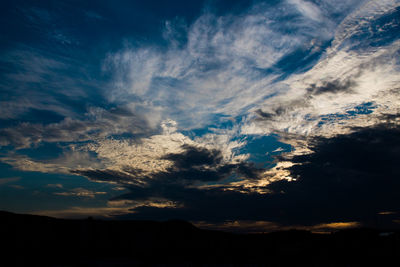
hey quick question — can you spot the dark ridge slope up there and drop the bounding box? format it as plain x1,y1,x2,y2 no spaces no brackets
1,211,399,266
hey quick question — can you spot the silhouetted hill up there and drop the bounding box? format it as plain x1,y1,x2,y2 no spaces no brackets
1,211,399,266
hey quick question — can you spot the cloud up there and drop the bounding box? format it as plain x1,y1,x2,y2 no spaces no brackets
0,118,250,189
73,143,261,186
18,6,79,45
46,183,63,188
0,177,20,185
103,0,344,129
331,0,400,52
71,169,139,185
272,147,284,153
66,122,249,184
287,0,324,22
241,1,400,142
0,149,103,174
378,211,396,215
0,48,94,119
311,221,361,231
84,123,400,228
243,41,400,141
158,144,262,183
306,79,357,95
162,144,223,169
4,0,398,167
0,105,155,149
9,184,24,190
32,198,179,219
266,123,400,225
54,188,107,198
98,0,400,173
20,122,400,228
194,220,360,233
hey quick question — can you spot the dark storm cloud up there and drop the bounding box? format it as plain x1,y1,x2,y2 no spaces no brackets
103,123,400,227
73,145,263,186
162,145,223,169
265,122,400,225
160,145,262,182
307,79,357,95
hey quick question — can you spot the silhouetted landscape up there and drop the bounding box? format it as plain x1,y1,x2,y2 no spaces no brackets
1,211,399,266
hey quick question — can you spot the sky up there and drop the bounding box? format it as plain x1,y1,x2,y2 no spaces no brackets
0,0,399,232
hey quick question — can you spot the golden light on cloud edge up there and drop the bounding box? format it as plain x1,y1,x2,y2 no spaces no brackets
193,220,362,233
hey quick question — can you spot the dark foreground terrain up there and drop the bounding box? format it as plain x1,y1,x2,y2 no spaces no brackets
1,211,399,266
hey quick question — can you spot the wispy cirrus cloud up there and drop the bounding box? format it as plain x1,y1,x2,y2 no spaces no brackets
243,0,400,140
103,0,347,129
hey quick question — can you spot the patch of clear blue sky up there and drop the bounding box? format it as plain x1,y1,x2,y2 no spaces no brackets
317,102,377,127
270,40,333,82
239,135,291,167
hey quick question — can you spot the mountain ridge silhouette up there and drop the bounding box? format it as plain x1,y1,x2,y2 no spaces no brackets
1,210,399,266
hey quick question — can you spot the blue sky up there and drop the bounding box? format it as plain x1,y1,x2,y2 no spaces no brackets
1,0,400,232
